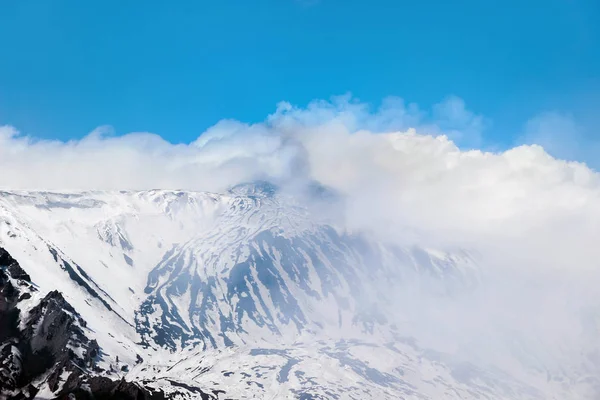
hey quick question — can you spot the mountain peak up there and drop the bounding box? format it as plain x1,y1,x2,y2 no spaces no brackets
228,180,279,198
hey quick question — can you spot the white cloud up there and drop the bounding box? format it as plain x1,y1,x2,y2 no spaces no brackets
1,95,598,275
430,95,488,147
0,99,596,232
520,111,583,159
520,111,600,168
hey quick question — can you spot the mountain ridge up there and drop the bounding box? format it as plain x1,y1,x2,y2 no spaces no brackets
0,183,595,399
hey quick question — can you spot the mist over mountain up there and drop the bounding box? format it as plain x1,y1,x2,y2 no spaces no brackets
0,177,598,399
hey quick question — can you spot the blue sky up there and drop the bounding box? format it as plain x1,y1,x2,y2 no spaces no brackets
0,0,598,152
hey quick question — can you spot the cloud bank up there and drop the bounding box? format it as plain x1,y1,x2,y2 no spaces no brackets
1,95,598,269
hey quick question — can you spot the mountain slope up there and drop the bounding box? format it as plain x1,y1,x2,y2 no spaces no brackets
0,183,596,399
0,185,477,352
0,247,217,400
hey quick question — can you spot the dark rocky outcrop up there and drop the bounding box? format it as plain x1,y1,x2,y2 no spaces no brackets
0,247,216,400
55,376,182,400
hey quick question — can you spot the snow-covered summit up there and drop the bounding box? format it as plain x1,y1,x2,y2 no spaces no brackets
0,183,594,399
0,182,475,349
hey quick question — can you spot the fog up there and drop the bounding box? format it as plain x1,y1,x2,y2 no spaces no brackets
1,96,599,395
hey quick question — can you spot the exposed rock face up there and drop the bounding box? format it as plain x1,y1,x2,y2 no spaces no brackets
0,247,215,400
53,376,197,400
0,247,34,395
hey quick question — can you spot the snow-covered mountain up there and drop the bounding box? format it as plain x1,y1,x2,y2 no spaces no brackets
0,182,596,399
